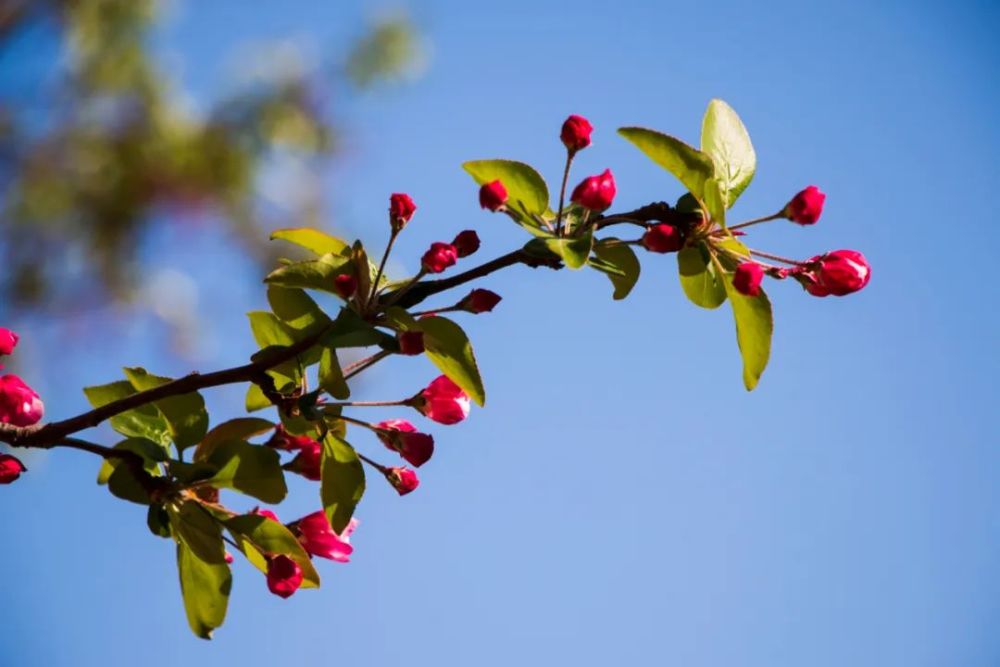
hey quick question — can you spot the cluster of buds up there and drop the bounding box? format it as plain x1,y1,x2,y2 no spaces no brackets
0,327,45,485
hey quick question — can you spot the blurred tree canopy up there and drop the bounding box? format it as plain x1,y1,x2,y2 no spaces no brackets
0,0,422,313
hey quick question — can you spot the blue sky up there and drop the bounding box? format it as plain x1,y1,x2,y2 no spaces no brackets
2,1,999,665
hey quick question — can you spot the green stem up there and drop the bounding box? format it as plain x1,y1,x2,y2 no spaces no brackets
556,150,575,236
369,231,398,304
727,212,783,231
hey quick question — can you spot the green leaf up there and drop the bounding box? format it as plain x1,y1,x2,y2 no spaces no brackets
271,228,350,256
225,514,321,589
176,542,231,639
544,231,593,270
205,440,288,504
418,316,486,406
123,368,209,450
245,383,271,412
247,311,297,348
462,159,550,217
321,433,365,534
618,127,716,201
722,275,773,391
700,98,756,207
267,285,331,336
97,437,166,485
107,464,154,505
194,418,276,462
170,501,228,564
147,504,172,538
702,177,726,228
83,381,170,445
264,253,352,293
324,307,395,349
319,347,350,400
591,239,641,300
678,246,727,309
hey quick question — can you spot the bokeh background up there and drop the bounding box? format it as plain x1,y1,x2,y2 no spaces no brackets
2,1,998,665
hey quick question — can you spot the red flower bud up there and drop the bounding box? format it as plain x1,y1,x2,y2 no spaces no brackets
0,328,18,356
560,114,593,152
813,250,871,296
452,230,481,258
421,242,458,274
386,466,420,495
0,454,27,484
266,554,303,598
375,419,435,467
641,223,683,253
0,375,44,427
296,511,356,562
460,288,502,314
479,180,508,212
398,330,425,356
333,274,357,299
733,262,765,297
266,425,317,452
416,375,470,425
389,193,417,229
286,440,322,481
783,186,826,225
224,551,234,564
570,169,616,211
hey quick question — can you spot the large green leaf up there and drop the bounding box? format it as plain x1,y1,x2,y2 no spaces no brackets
323,307,393,349
591,238,641,300
418,316,486,406
225,513,320,589
271,228,350,256
700,99,756,207
83,381,170,445
194,418,275,462
618,127,715,201
702,178,727,228
678,246,727,309
463,159,550,217
97,437,166,485
264,253,352,293
267,285,331,336
176,542,231,639
320,433,365,534
245,383,271,412
205,440,288,504
123,368,209,450
722,275,773,391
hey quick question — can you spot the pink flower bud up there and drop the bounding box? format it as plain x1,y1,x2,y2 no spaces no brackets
375,419,435,467
386,466,420,495
570,169,616,211
561,114,593,152
0,375,44,427
783,186,826,225
479,180,508,212
421,242,459,274
398,331,425,356
334,274,357,299
296,511,356,562
416,375,470,425
452,230,481,258
641,223,683,253
733,262,765,297
813,249,871,296
459,288,502,314
224,551,234,564
287,440,322,481
266,425,317,452
389,193,417,229
0,454,27,484
266,554,303,598
0,328,18,356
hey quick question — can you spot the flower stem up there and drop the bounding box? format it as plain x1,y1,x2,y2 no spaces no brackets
727,212,783,231
748,249,805,265
369,231,398,304
556,150,575,236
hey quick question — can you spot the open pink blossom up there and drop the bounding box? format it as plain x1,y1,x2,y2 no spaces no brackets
297,511,357,563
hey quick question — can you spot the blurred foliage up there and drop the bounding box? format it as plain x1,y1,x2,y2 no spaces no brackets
0,0,423,312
